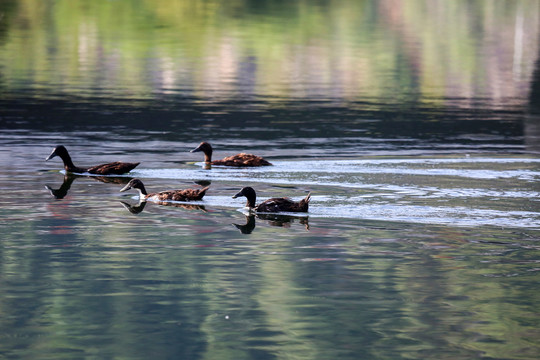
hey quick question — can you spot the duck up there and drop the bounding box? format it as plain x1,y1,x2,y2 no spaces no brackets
120,178,209,202
190,142,272,167
46,145,140,175
232,186,311,213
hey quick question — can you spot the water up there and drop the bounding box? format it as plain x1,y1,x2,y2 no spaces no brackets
1,1,540,359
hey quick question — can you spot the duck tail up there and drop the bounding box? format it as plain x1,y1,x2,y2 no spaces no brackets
297,192,311,212
198,186,210,199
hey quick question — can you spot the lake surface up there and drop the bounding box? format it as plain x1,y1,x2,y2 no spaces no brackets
1,1,540,359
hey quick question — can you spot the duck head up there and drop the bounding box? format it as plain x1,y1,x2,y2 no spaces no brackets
46,145,80,172
46,145,69,161
190,142,213,162
120,178,148,197
232,186,257,209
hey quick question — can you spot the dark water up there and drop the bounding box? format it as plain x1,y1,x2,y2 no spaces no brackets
1,1,540,359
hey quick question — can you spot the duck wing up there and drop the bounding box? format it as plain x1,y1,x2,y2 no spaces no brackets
213,153,272,167
255,193,310,213
149,186,209,202
255,197,296,213
87,162,140,175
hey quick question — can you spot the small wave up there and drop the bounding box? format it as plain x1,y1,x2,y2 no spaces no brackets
127,157,539,229
164,195,539,229
131,158,540,196
133,157,540,183
307,202,540,229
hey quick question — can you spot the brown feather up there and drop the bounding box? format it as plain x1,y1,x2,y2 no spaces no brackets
120,179,209,204
212,153,272,167
146,186,209,202
87,162,140,175
255,194,310,213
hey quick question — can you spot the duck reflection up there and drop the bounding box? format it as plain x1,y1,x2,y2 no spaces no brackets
45,173,133,199
233,215,256,234
44,174,77,199
257,213,310,230
194,179,212,187
119,199,207,215
119,200,148,214
92,176,134,185
232,213,309,234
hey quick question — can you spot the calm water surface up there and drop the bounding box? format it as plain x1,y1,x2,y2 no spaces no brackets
1,1,540,359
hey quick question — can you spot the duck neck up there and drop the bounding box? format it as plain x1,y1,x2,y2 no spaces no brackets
58,151,80,173
245,194,256,209
203,150,212,163
136,185,148,198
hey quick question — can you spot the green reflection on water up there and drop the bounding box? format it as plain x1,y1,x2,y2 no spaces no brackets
1,182,539,359
0,0,538,107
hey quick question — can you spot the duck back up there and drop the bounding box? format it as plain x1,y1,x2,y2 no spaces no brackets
146,186,209,202
87,161,140,175
255,194,310,213
213,153,272,167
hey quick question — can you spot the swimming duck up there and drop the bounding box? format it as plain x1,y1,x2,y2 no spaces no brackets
120,178,209,202
46,145,140,175
232,186,311,213
190,142,272,167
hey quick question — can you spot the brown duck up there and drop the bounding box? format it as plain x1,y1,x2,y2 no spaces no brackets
190,142,272,167
232,186,311,213
46,145,139,175
120,178,209,202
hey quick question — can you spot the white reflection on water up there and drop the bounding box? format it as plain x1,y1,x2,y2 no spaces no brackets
122,157,540,229
305,200,540,228
131,157,540,189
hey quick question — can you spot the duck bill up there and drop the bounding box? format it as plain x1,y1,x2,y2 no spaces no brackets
232,190,243,199
119,183,132,192
190,144,203,153
45,149,57,161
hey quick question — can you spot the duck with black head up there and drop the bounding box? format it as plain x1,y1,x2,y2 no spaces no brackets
120,178,209,202
190,142,272,167
232,186,311,213
46,145,140,175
